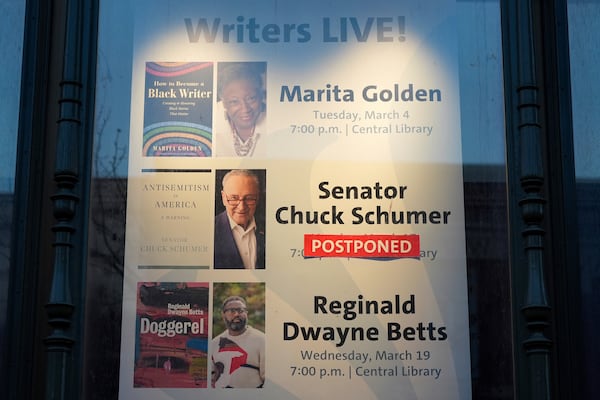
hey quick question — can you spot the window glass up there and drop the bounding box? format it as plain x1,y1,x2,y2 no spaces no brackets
0,0,26,388
567,1,600,398
85,1,511,398
457,1,513,398
83,2,133,398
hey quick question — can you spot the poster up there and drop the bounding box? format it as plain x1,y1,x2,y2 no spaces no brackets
119,1,471,399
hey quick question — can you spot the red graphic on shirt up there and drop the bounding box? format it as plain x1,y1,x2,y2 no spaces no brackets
217,337,248,374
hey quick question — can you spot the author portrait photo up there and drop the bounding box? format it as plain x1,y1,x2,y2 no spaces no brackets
211,283,265,388
214,62,266,157
214,169,266,269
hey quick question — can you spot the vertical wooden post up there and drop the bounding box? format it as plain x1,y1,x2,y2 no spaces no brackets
44,0,82,398
503,0,554,398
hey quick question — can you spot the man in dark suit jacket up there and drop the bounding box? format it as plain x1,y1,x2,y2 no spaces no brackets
214,170,265,269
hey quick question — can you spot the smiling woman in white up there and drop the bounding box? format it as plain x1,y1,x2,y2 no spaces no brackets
214,62,266,157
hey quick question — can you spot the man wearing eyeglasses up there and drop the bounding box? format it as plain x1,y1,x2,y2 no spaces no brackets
211,296,265,388
214,169,265,269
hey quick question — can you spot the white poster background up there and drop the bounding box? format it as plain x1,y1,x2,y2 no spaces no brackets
119,1,471,399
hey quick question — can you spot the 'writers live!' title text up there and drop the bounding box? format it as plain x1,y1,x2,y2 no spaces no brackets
185,16,408,43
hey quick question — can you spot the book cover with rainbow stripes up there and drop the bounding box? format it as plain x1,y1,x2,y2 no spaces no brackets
143,62,213,157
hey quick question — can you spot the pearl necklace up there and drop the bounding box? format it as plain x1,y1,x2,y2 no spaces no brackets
231,123,257,156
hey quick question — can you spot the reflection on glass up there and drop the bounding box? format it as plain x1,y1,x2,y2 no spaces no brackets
0,0,25,389
568,2,600,398
83,2,133,399
458,1,513,398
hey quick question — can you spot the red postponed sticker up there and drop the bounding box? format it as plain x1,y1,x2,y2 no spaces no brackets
304,234,420,258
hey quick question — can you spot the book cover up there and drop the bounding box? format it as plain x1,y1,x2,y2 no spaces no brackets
134,282,209,388
142,62,214,157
